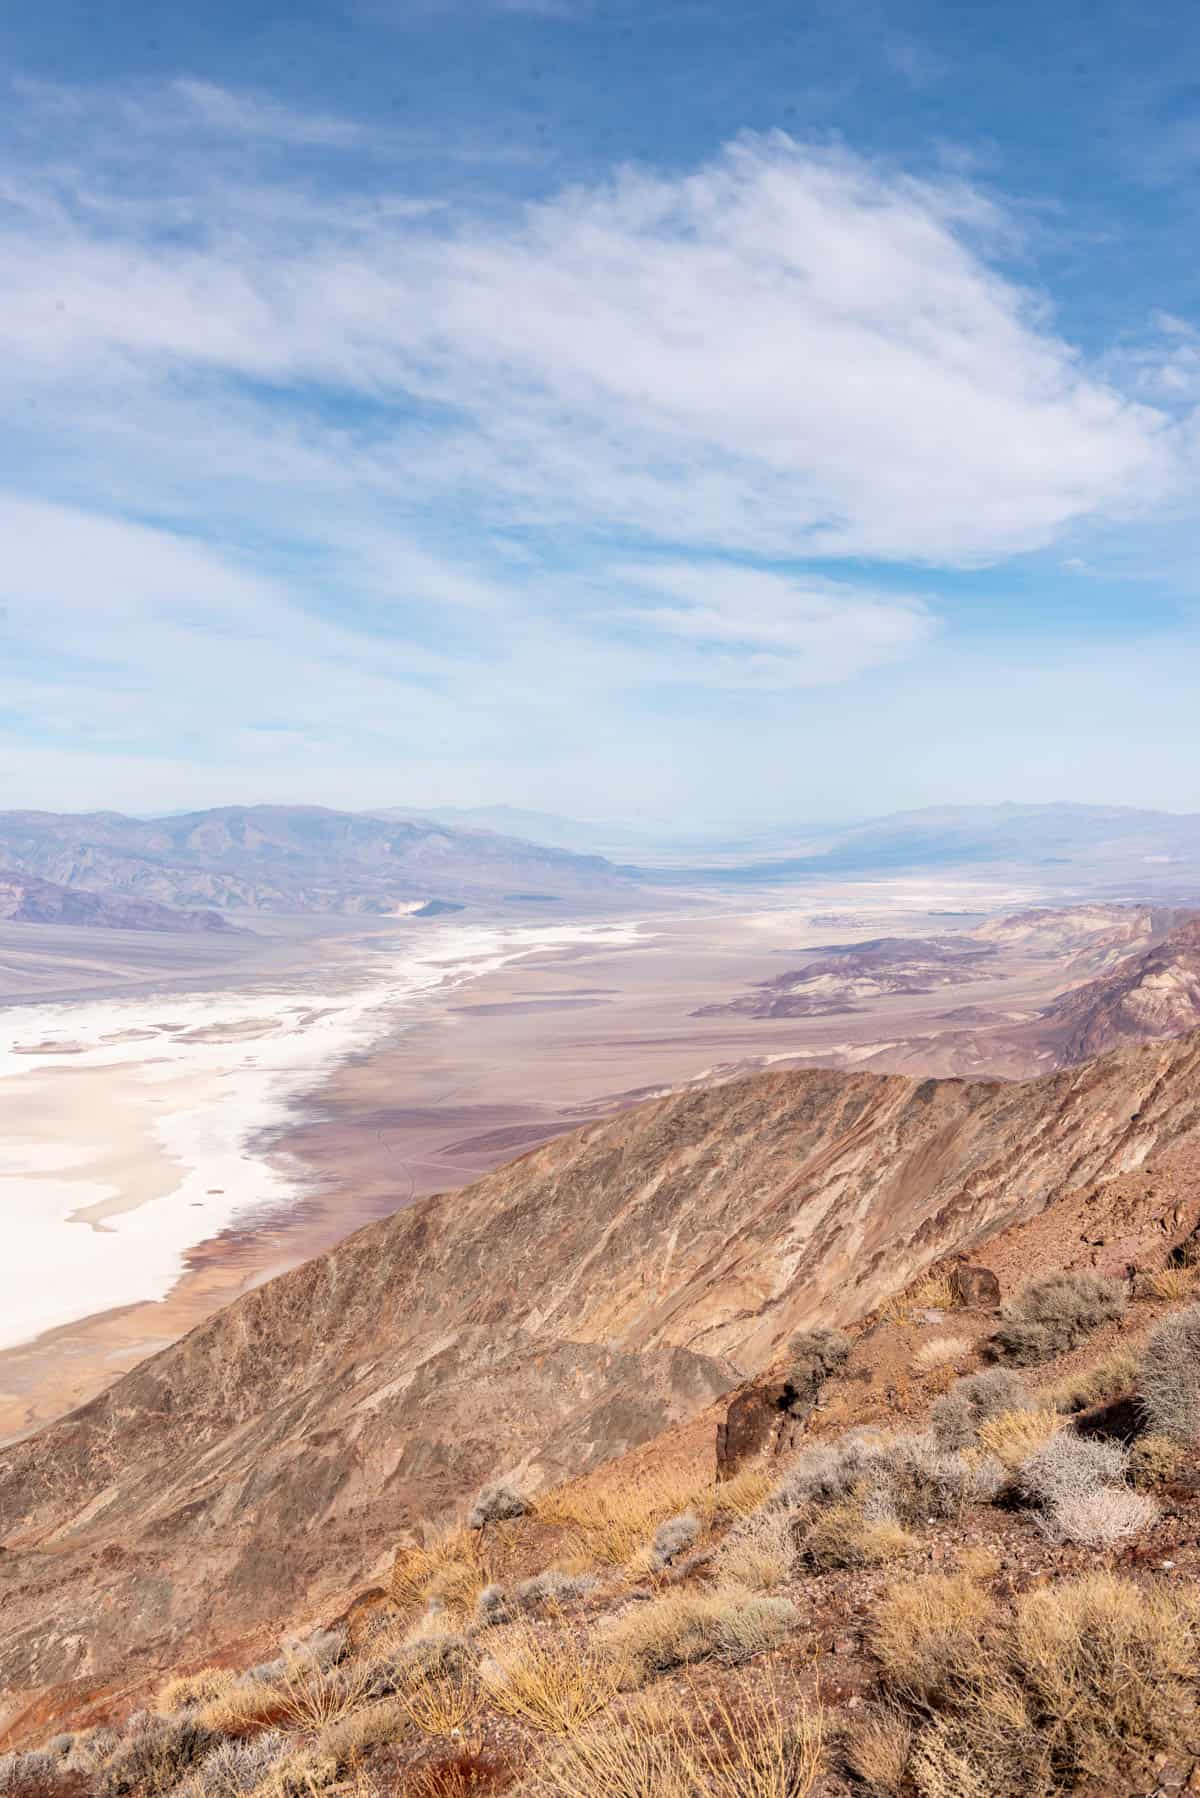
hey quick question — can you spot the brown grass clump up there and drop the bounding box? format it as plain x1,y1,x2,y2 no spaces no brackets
802,1503,917,1572
708,1467,776,1521
393,1532,488,1613
909,1273,960,1310
196,1680,289,1737
842,1710,914,1797
482,1627,617,1734
1039,1347,1139,1414
397,1665,481,1738
867,1570,1200,1795
1136,1265,1197,1301
975,1406,1061,1468
713,1509,795,1591
989,1272,1126,1366
913,1336,970,1375
276,1655,376,1732
603,1586,800,1689
404,1750,523,1797
154,1668,236,1715
538,1471,707,1567
1129,1432,1186,1487
525,1677,821,1797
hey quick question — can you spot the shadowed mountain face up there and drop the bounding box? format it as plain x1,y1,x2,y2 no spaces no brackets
0,807,631,914
0,870,235,934
6,1030,1200,1711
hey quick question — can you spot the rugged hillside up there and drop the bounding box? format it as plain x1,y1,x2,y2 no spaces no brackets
1040,914,1200,1063
5,1030,1200,1718
0,870,234,933
0,807,632,914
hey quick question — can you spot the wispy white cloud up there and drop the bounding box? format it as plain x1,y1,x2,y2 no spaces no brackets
0,80,1196,815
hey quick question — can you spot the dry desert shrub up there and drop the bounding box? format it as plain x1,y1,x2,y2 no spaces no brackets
523,1676,822,1798
1129,1432,1186,1487
603,1586,800,1688
482,1626,617,1733
928,1368,1030,1449
396,1664,481,1738
802,1502,916,1571
1037,1486,1158,1547
317,1695,410,1764
174,1731,289,1798
707,1466,775,1521
1138,1301,1200,1442
869,1569,1200,1795
913,1336,970,1375
98,1716,221,1797
1136,1264,1197,1301
1015,1430,1128,1512
253,1747,340,1797
713,1507,795,1591
843,1709,913,1796
869,1573,993,1710
469,1483,531,1530
1039,1346,1139,1414
0,1752,59,1796
975,1405,1061,1468
647,1511,700,1571
788,1326,852,1398
989,1271,1126,1366
275,1652,377,1732
772,1429,999,1525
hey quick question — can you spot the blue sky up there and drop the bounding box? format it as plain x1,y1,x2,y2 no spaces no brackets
2,0,1200,827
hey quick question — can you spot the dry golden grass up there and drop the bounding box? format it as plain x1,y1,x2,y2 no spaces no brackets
1137,1265,1197,1301
393,1531,489,1613
705,1467,775,1521
482,1626,618,1734
525,1677,822,1797
713,1509,795,1591
1039,1347,1139,1414
197,1677,288,1735
154,1666,236,1714
913,1336,971,1375
538,1470,709,1567
276,1654,376,1732
397,1665,481,1738
910,1272,960,1310
868,1569,1200,1796
255,1747,341,1796
317,1696,411,1765
803,1503,916,1572
954,1546,1001,1583
869,1573,992,1709
603,1586,800,1689
843,1709,913,1797
975,1405,1061,1468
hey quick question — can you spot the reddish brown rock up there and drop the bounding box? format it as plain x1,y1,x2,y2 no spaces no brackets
716,1379,811,1479
950,1262,1001,1308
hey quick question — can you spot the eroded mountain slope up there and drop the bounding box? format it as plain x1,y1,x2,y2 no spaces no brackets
5,1031,1200,1712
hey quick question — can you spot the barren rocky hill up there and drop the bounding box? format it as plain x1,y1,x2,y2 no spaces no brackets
5,1028,1200,1731
1039,914,1200,1063
0,870,235,934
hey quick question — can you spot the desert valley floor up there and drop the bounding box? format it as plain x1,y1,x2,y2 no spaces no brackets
0,871,1153,1443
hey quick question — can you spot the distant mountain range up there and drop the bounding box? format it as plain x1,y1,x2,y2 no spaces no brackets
0,805,632,920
